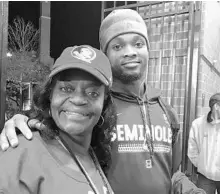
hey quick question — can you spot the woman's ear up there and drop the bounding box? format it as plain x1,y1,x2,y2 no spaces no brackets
49,85,54,102
104,93,108,101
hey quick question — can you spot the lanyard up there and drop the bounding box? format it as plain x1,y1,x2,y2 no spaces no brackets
57,130,111,194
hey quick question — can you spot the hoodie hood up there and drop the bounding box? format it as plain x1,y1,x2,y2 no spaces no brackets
145,85,162,102
111,84,162,103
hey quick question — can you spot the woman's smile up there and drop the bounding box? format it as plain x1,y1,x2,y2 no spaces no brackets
62,110,91,121
50,69,105,135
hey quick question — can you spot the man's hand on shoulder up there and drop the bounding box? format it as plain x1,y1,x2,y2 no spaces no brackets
0,114,34,151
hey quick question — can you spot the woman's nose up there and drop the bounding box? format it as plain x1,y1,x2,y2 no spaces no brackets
68,92,88,106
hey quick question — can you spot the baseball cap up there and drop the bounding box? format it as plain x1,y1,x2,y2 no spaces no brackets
49,45,113,87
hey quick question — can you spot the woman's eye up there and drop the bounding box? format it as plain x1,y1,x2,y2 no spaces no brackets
88,91,99,98
61,87,73,93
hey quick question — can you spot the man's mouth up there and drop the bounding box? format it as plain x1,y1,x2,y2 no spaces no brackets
122,61,140,68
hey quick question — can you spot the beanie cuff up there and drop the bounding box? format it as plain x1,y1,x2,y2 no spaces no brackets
100,20,150,52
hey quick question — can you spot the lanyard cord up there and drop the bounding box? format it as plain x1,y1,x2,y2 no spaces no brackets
57,133,111,194
136,97,154,160
89,147,112,194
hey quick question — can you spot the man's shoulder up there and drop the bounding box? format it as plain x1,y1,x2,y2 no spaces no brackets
145,84,162,100
192,115,207,125
191,115,208,133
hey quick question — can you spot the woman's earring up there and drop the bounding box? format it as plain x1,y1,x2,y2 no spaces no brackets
49,109,51,117
97,115,104,127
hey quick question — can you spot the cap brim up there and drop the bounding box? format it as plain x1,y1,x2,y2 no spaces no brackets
49,62,109,86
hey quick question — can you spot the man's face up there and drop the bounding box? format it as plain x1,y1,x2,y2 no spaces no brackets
215,103,220,119
106,33,149,84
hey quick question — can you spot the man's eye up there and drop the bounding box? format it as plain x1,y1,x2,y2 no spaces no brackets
113,44,122,51
135,42,144,48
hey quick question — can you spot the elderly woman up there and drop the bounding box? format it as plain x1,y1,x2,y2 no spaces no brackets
0,45,116,194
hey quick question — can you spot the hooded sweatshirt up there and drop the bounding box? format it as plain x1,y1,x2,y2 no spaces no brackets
188,115,220,181
108,84,182,194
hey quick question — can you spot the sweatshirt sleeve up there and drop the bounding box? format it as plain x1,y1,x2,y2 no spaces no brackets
172,171,206,194
172,131,182,174
0,150,30,194
168,106,181,175
0,134,44,194
187,121,199,168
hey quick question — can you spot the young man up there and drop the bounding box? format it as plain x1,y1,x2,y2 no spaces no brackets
188,93,220,194
1,9,205,194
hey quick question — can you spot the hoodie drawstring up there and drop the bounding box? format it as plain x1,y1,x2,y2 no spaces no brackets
136,97,154,161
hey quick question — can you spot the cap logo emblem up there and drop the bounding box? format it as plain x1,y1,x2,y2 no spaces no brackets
126,22,133,29
71,45,96,63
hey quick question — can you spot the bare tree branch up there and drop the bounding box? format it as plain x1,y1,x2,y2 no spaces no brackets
8,17,39,52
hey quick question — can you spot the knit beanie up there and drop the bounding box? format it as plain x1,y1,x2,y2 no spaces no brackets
209,93,220,108
99,9,150,52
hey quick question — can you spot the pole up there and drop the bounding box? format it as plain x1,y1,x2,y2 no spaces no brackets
0,1,8,131
182,1,201,173
39,1,53,66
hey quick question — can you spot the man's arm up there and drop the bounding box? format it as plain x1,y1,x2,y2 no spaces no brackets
171,134,205,194
0,114,42,151
171,120,205,194
172,131,182,174
172,171,206,194
187,122,199,168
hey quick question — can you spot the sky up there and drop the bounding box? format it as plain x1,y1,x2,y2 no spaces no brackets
9,1,101,59
9,1,40,28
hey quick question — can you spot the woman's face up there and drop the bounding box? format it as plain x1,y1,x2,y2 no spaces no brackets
50,69,105,137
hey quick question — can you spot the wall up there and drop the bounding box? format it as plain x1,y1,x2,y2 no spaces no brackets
196,1,220,117
142,2,191,131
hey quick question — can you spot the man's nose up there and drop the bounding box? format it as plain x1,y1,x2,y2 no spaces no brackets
124,45,137,58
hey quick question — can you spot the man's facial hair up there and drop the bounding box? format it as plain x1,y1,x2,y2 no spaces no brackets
112,68,144,84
